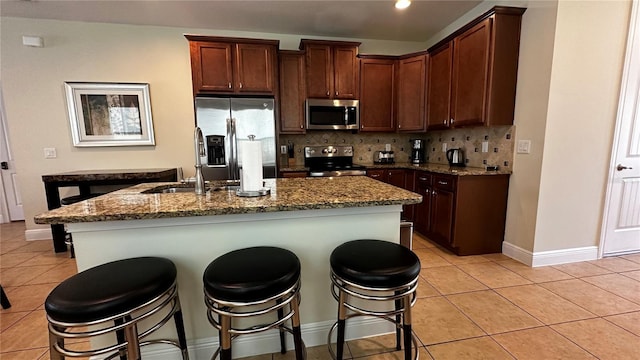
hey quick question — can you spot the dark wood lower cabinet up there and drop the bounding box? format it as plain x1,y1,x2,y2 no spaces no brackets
413,170,509,255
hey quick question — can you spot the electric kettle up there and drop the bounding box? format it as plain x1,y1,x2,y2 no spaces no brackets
446,148,465,167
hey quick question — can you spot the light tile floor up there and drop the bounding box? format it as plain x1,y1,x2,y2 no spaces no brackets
2,221,640,359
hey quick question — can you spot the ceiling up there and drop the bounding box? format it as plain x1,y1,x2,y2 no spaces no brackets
1,0,483,42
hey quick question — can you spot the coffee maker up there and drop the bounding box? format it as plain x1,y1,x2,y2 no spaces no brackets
410,139,425,164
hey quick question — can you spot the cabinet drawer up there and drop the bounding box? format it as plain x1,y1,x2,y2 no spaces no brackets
433,174,455,192
415,172,432,187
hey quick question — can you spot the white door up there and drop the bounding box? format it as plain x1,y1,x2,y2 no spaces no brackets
0,86,24,222
602,0,640,256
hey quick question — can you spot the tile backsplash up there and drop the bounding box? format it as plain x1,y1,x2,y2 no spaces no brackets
280,125,515,170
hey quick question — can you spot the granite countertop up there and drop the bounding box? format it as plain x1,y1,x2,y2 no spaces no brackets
281,163,511,176
34,176,422,225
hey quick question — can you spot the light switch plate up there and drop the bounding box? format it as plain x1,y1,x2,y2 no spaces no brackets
280,145,287,154
481,141,489,153
442,143,447,152
517,140,531,154
44,147,57,159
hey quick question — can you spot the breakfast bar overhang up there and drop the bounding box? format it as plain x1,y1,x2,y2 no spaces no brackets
34,176,421,359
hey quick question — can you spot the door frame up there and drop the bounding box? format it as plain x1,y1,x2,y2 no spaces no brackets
599,0,640,257
0,85,12,223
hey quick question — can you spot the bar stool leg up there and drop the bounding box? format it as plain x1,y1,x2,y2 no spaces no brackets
277,299,286,354
335,289,348,360
291,295,304,360
403,295,413,360
173,298,190,359
48,327,65,360
115,317,128,360
124,323,141,360
220,314,232,360
394,290,402,351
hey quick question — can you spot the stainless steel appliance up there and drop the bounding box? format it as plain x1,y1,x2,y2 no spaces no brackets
446,148,465,167
195,97,276,181
410,139,425,164
305,99,359,130
374,151,395,164
304,145,367,177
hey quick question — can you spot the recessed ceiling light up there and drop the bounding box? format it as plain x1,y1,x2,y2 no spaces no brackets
395,0,411,9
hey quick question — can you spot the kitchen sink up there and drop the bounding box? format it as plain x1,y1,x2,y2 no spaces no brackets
143,184,241,194
143,186,197,194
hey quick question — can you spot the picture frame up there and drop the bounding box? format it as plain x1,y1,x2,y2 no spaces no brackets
64,82,155,147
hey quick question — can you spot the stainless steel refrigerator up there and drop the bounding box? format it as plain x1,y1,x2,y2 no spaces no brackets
195,97,277,181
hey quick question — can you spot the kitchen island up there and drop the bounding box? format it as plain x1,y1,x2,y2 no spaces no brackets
34,176,421,359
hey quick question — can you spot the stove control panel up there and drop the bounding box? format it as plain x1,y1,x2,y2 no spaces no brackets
305,145,354,158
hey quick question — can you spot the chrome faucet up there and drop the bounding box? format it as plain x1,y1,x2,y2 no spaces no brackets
194,127,206,195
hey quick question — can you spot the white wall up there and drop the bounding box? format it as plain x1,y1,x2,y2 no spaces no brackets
0,17,424,230
533,0,630,252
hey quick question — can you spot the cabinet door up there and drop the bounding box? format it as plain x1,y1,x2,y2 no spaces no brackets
427,43,453,130
387,169,406,188
333,46,359,99
431,189,454,245
451,18,492,127
305,44,333,98
397,54,426,132
235,44,276,93
413,172,432,235
191,42,234,93
279,52,306,134
359,59,395,132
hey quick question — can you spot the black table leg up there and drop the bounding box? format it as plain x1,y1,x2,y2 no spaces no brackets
1,285,11,309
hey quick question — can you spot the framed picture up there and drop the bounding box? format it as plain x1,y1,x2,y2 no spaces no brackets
64,82,155,147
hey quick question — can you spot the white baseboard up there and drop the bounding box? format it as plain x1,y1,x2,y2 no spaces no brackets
116,317,394,360
25,228,53,241
502,241,599,267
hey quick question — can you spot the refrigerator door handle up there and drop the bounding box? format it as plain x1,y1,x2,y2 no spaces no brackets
226,118,234,179
230,118,238,180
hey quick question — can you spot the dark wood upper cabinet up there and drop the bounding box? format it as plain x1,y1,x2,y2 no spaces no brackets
427,6,525,128
359,56,396,132
278,51,306,134
186,35,279,96
426,43,452,130
450,18,492,127
300,40,360,99
397,53,427,132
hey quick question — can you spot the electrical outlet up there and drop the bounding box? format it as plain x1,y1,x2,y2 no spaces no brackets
481,141,489,153
442,143,447,152
517,140,531,154
280,145,287,154
44,147,57,159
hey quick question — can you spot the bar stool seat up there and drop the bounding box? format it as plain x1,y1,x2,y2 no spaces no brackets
45,257,189,359
329,239,421,360
203,246,305,360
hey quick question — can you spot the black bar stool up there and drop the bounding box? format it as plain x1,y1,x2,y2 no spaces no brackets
60,193,103,258
329,239,421,360
45,257,189,359
203,246,305,360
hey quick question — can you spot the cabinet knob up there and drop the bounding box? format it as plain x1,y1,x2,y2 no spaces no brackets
450,118,454,124
326,91,330,97
300,124,303,129
228,82,232,89
438,181,448,185
443,119,447,125
335,91,339,96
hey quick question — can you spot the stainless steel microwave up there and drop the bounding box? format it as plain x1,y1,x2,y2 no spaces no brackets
305,99,359,130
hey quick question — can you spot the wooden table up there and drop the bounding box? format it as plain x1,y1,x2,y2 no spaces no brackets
41,168,177,252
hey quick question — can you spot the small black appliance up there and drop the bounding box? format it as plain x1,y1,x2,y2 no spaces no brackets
410,139,425,164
